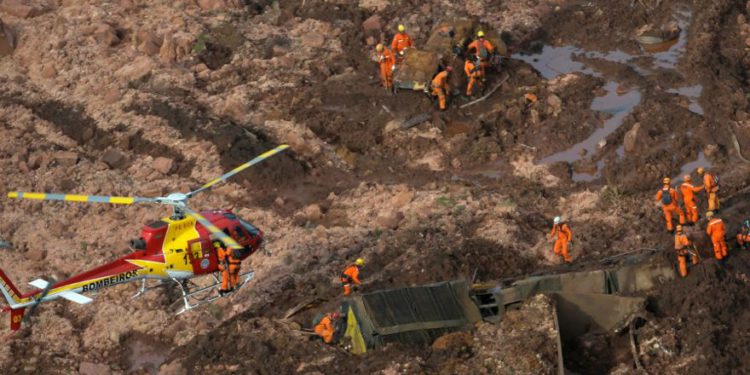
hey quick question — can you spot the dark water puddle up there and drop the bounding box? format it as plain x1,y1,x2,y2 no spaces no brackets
672,151,712,181
666,84,704,115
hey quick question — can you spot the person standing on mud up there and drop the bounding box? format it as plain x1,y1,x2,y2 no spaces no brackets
390,24,413,63
548,216,572,263
467,31,495,76
431,66,452,111
464,55,483,97
375,43,396,92
655,177,685,232
736,220,750,251
340,258,364,296
314,311,341,344
705,211,728,261
697,167,720,212
680,175,703,225
674,225,699,277
214,240,232,296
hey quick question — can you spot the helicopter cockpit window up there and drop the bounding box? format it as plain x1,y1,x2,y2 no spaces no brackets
234,226,247,241
240,220,260,236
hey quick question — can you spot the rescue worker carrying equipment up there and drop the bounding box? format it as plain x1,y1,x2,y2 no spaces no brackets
375,43,396,91
464,56,483,97
548,216,573,263
737,222,750,250
314,311,341,344
697,167,720,212
214,240,233,296
674,225,699,277
467,31,495,75
340,258,364,296
431,66,452,110
680,174,703,224
391,24,413,63
655,177,685,232
705,211,728,260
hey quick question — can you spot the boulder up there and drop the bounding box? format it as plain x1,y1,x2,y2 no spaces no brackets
93,23,120,47
52,151,79,167
101,148,128,169
303,204,322,221
546,94,562,117
362,15,381,31
0,17,13,56
134,29,162,55
114,56,154,82
152,157,175,174
301,32,325,48
623,122,643,155
79,362,111,375
0,0,44,19
374,210,403,230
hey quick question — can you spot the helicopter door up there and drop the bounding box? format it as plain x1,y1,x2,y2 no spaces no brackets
187,238,213,275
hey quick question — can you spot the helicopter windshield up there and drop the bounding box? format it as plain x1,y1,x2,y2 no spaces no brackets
239,219,260,236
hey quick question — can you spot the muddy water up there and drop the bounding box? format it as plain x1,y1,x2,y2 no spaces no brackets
667,85,704,115
540,82,641,165
673,151,712,181
648,9,692,70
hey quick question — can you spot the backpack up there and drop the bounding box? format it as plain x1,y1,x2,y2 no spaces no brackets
661,187,672,205
478,42,489,59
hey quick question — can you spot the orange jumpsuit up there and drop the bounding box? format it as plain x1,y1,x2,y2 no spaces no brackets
314,315,335,344
656,187,685,231
340,265,361,296
706,217,727,260
703,173,719,212
680,182,703,224
467,39,495,75
228,250,241,289
464,59,483,96
674,232,698,277
390,32,413,59
217,246,231,291
550,223,572,263
431,71,450,110
378,47,396,90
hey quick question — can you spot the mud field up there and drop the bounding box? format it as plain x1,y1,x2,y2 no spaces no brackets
0,0,750,374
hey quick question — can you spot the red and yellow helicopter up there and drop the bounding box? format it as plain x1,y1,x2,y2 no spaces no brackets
0,145,289,331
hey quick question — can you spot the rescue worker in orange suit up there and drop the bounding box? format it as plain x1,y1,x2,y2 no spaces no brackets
680,174,703,224
431,66,452,111
737,220,750,250
655,177,685,232
376,43,396,91
697,167,720,212
214,240,232,296
314,311,341,344
674,225,699,277
706,211,727,261
467,31,495,75
548,216,572,263
464,56,483,97
340,258,364,296
390,24,413,63
228,246,241,291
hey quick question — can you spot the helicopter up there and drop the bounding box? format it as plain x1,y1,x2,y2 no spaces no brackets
0,144,289,331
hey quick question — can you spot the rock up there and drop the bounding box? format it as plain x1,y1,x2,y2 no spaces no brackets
274,197,285,207
374,210,403,230
93,23,120,47
40,64,56,79
135,29,162,55
546,94,562,116
301,32,325,48
101,148,128,169
384,118,405,133
303,204,322,221
79,362,110,375
0,17,13,56
52,151,78,167
196,0,243,10
0,0,43,19
115,56,154,82
160,32,193,65
703,144,720,158
391,190,414,209
362,15,381,31
152,157,175,174
623,122,643,155
597,139,607,149
159,361,187,375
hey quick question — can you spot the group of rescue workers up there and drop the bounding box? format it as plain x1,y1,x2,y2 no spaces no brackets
313,258,365,344
375,25,497,110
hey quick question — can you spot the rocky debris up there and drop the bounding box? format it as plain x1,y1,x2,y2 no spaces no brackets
546,94,563,116
196,0,245,11
114,56,154,82
0,0,45,19
134,29,162,55
374,210,403,230
101,148,128,169
623,122,644,155
52,150,78,167
92,23,120,47
79,362,110,375
152,156,175,174
636,21,681,45
160,32,193,65
0,16,13,56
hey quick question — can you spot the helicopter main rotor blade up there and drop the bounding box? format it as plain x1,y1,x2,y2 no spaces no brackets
187,144,290,198
184,208,243,250
7,192,157,205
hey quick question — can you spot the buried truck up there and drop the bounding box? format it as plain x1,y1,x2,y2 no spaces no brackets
392,19,509,92
323,250,675,373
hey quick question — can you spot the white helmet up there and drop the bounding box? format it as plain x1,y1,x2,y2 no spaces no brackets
553,216,561,225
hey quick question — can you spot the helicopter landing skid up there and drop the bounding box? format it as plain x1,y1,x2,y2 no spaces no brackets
172,271,255,315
